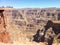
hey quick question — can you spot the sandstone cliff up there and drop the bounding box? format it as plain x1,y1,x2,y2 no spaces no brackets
0,8,60,45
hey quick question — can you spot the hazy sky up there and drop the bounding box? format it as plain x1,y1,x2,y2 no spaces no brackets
0,0,60,8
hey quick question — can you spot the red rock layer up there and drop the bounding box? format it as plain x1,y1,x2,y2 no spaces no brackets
0,30,11,43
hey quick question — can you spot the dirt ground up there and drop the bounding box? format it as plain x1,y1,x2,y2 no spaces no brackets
0,41,60,45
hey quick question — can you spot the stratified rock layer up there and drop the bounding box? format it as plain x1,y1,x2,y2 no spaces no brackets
0,8,60,44
0,9,11,43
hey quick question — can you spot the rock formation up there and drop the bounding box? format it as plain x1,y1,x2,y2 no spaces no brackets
0,7,60,44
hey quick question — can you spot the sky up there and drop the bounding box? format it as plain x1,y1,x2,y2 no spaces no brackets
0,0,60,8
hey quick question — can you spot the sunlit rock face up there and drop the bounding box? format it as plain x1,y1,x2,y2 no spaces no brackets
5,8,60,32
0,9,11,43
0,31,11,43
0,8,60,43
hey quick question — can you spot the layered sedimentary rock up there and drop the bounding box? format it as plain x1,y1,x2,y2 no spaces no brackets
0,7,60,43
0,9,12,43
4,8,60,32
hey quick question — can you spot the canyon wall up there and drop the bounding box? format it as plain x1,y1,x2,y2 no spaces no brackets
0,8,60,43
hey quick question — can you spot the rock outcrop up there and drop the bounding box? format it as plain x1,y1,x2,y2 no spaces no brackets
0,7,60,44
0,9,12,43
